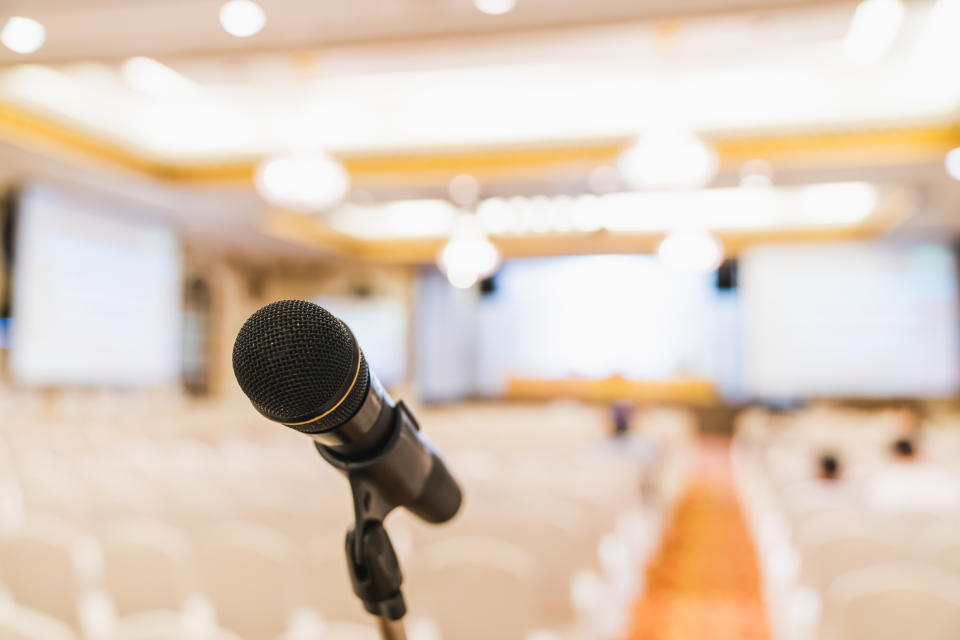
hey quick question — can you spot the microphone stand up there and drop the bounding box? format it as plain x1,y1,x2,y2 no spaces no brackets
342,470,408,640
376,618,408,640
317,400,459,640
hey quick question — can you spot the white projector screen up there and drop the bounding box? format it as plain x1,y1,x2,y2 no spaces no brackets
740,243,960,399
11,184,181,387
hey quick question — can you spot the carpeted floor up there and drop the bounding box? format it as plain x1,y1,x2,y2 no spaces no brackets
627,438,771,640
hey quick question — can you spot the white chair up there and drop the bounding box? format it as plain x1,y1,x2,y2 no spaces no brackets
789,509,886,549
924,539,960,575
240,504,332,546
0,437,25,535
821,564,960,640
198,522,305,640
406,536,540,640
570,570,631,640
442,496,594,622
798,533,908,591
272,619,381,640
272,610,445,640
0,597,78,640
0,514,101,630
109,610,243,640
101,518,196,616
17,458,92,526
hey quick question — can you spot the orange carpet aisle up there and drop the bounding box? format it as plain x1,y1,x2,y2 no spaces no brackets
627,438,771,640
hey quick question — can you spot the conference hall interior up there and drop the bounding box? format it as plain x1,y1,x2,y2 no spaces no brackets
0,0,959,639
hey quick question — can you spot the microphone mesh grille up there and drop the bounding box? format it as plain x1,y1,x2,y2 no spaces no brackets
232,299,368,426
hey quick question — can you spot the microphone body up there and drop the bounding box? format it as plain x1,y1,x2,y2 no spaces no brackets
313,369,461,524
232,300,461,524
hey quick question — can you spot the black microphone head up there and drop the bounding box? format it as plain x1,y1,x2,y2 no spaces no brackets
232,299,370,431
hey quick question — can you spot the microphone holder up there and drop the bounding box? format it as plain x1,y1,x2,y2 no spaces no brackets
343,464,408,640
316,400,447,640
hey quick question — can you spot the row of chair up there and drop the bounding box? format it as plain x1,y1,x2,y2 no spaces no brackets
0,400,697,640
733,406,960,640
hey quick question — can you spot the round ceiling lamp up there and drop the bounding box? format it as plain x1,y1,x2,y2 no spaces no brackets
474,0,517,16
739,159,774,188
946,147,960,181
448,174,481,206
657,231,724,274
219,0,266,38
1,17,45,54
618,125,718,190
254,150,350,213
437,216,501,289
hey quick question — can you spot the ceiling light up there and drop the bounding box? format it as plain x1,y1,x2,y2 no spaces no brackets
658,232,724,274
572,195,602,232
473,0,517,16
219,0,266,38
477,198,513,235
254,151,350,213
327,200,456,239
798,182,878,224
551,195,576,233
323,183,885,239
740,159,773,188
946,147,960,181
843,0,905,65
437,216,500,289
448,174,481,206
121,57,196,97
1,17,45,54
618,125,718,190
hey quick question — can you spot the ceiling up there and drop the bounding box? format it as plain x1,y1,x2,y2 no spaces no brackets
0,0,957,260
0,1,956,164
0,0,843,64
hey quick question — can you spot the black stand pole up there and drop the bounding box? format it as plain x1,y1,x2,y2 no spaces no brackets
344,474,408,640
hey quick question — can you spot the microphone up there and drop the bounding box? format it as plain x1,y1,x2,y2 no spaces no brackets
231,299,462,524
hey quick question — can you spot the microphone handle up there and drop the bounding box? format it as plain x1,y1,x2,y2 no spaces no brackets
315,398,462,524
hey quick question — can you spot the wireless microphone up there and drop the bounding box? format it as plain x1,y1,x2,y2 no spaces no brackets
231,299,462,524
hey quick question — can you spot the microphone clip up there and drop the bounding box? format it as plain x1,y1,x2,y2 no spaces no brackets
344,473,406,621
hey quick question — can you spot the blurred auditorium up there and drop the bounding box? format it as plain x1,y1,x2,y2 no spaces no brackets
1,0,960,639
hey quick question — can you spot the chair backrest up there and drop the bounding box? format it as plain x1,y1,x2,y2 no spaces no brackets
239,505,331,547
198,522,303,640
109,610,244,640
0,599,78,640
406,536,540,640
822,564,960,640
800,534,907,590
0,514,98,630
434,496,593,622
101,518,196,616
923,537,960,575
274,620,382,640
790,508,888,549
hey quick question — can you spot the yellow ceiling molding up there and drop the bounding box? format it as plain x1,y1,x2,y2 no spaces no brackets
715,125,960,168
0,98,959,187
338,143,624,184
151,143,625,185
0,101,160,175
